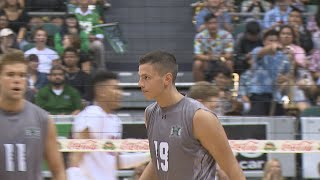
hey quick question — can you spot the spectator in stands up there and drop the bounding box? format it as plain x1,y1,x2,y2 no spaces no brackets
26,54,48,93
67,71,123,180
50,16,64,28
193,13,234,82
1,0,29,46
309,49,320,85
188,81,220,112
74,0,104,39
0,28,19,54
72,0,107,70
24,27,60,74
277,25,315,112
234,20,263,74
241,0,271,20
262,158,284,180
54,14,93,73
263,0,293,29
249,29,291,115
195,0,233,32
279,25,307,68
62,47,91,101
308,6,320,50
288,8,313,54
35,65,82,115
54,14,90,56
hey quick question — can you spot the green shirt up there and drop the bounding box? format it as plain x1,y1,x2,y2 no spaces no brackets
35,84,82,115
74,8,104,36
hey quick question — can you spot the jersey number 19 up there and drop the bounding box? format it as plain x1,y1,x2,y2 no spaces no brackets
154,141,169,172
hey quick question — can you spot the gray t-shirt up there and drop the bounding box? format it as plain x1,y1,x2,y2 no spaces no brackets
146,97,216,180
0,101,48,180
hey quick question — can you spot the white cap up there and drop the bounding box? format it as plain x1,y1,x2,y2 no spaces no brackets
0,28,14,37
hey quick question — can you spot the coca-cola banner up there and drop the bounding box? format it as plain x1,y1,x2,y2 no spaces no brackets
224,124,267,173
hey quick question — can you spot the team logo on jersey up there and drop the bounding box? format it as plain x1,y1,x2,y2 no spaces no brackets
25,127,41,138
170,125,182,137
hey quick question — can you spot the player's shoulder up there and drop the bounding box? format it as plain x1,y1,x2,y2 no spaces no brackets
25,101,48,115
76,105,105,119
184,96,206,109
145,101,158,112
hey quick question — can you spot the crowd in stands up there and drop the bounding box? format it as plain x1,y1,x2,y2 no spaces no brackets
0,0,320,118
0,0,111,115
192,0,320,117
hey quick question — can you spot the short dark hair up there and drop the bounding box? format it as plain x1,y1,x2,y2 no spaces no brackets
27,54,39,62
63,47,78,57
262,29,278,40
139,50,178,83
245,21,261,35
88,71,118,101
49,65,65,74
204,13,217,23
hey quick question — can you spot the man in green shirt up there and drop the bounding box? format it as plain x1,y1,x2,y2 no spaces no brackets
35,65,82,115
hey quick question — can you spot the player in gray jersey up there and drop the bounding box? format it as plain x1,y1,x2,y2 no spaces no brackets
138,51,245,180
0,50,66,180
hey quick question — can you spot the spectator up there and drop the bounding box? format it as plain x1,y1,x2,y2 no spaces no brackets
279,25,307,68
74,0,104,39
54,14,93,73
249,29,291,115
67,71,123,180
262,158,284,180
188,81,220,112
241,0,271,20
193,13,234,82
277,25,315,112
26,54,48,93
35,65,82,115
72,0,107,70
2,0,29,46
195,0,233,32
308,6,320,50
288,8,313,54
25,28,60,74
54,14,90,56
263,0,293,29
62,47,91,101
0,28,19,54
234,20,263,74
211,64,234,115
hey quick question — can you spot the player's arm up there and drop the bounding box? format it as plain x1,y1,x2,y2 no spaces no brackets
139,161,158,180
193,109,245,180
44,118,66,180
139,110,158,180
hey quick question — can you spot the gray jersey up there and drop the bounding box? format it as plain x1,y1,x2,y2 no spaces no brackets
146,97,216,180
0,101,48,180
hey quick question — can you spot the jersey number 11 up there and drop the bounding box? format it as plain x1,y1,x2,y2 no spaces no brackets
4,144,27,172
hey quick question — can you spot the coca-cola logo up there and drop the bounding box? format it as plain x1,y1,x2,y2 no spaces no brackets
281,141,313,152
229,140,259,152
67,140,98,150
120,140,149,151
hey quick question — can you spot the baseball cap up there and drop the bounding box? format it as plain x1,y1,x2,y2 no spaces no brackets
0,28,14,37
